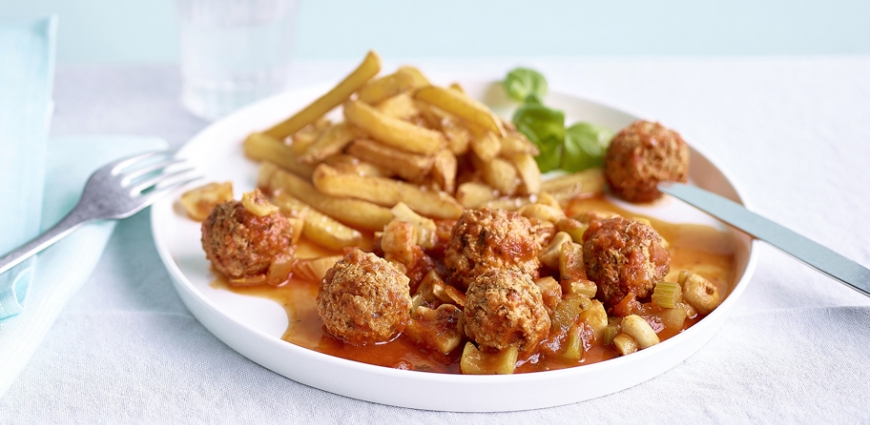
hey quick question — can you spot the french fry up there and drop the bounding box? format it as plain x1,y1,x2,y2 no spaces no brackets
430,149,457,194
265,51,381,140
357,68,418,104
509,153,542,195
343,100,445,155
540,168,606,202
299,122,362,164
244,132,314,179
414,85,504,136
266,165,393,231
398,65,431,86
375,93,420,120
346,139,434,181
479,157,520,196
180,182,234,221
312,164,463,219
470,130,501,162
448,82,465,93
479,196,532,211
293,255,343,281
417,103,471,155
271,192,362,250
322,154,392,178
391,202,437,248
499,130,539,156
455,182,496,209
289,118,331,155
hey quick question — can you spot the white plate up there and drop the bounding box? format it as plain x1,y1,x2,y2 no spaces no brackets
151,79,758,412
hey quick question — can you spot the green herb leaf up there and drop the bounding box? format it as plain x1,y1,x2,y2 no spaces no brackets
503,68,548,102
561,122,614,172
512,101,564,173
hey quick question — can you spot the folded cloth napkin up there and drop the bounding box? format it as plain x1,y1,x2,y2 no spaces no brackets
0,16,57,320
0,135,169,398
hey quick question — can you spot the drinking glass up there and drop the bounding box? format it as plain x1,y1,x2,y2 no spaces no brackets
177,0,298,121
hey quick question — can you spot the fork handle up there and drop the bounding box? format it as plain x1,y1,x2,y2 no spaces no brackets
0,204,91,276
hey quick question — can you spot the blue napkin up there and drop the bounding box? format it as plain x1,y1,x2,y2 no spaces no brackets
0,135,168,398
0,16,57,320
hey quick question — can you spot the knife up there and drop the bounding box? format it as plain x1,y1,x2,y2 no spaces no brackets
658,182,870,298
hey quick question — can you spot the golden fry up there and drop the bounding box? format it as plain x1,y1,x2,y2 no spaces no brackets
266,165,392,231
244,132,314,179
414,85,504,136
455,182,496,209
271,192,362,250
540,168,606,202
180,181,234,221
323,154,393,178
499,131,539,156
299,122,362,164
312,164,463,219
344,100,445,155
417,103,471,155
449,82,465,93
375,93,420,120
357,69,418,104
470,131,501,162
508,153,542,195
289,118,331,155
346,139,434,181
398,66,431,86
431,149,457,194
480,157,520,196
265,51,381,140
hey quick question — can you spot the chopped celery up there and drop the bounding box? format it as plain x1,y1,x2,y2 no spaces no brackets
561,325,584,361
602,324,619,345
652,281,683,309
460,343,518,375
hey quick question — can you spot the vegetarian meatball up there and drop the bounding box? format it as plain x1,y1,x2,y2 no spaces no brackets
317,249,412,345
201,199,294,279
604,120,689,203
583,216,670,307
444,209,540,288
463,269,551,352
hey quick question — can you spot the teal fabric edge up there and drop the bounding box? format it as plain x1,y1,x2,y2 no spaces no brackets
0,15,58,321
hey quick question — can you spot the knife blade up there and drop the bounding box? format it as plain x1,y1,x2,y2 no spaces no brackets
658,182,870,297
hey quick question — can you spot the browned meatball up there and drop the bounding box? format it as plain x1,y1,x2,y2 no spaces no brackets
317,249,412,345
463,269,551,352
201,200,294,279
444,209,540,288
583,216,670,307
604,120,689,203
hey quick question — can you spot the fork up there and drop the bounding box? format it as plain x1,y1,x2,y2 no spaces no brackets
0,150,200,276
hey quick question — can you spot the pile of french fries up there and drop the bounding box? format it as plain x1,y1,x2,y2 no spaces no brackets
238,50,604,251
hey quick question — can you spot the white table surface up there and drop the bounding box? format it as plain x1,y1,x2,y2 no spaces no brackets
2,57,870,424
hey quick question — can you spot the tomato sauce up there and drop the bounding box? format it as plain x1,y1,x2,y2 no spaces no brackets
213,195,736,374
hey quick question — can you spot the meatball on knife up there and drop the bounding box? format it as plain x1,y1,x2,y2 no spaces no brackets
604,120,689,203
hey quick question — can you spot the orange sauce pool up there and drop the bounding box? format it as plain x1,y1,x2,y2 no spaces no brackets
213,196,737,374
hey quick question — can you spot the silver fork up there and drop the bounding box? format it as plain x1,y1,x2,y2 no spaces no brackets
0,150,200,276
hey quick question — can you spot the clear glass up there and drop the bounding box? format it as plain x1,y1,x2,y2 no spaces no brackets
177,0,298,121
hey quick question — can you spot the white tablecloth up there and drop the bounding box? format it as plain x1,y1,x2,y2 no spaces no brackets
3,57,870,423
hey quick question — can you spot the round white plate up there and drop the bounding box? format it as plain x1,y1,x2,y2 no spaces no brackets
151,79,758,412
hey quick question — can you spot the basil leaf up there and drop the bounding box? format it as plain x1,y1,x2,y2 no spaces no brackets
562,122,614,172
503,68,548,102
512,101,564,173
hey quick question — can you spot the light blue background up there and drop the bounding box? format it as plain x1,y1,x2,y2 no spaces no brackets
2,0,869,64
